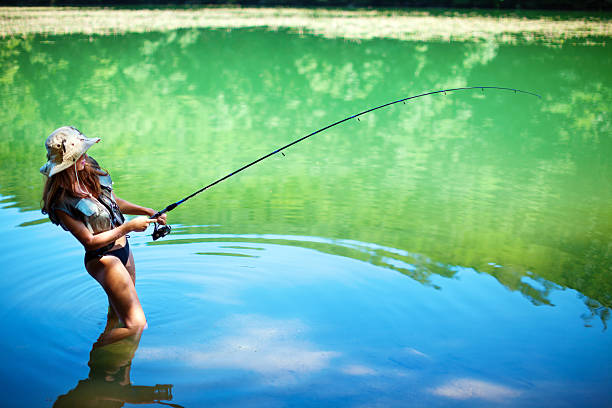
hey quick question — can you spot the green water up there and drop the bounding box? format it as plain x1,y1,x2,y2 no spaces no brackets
2,28,610,311
0,22,611,407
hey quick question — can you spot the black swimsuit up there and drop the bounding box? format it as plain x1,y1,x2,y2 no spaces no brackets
84,240,130,266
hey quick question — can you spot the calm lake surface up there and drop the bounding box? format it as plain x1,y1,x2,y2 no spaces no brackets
0,16,611,407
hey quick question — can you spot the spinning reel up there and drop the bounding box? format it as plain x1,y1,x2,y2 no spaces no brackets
150,209,172,241
152,222,172,241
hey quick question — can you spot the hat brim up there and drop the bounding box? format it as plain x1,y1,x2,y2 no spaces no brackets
40,137,100,177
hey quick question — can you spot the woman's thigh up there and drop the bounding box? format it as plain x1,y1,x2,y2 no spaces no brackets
86,256,146,327
125,250,136,284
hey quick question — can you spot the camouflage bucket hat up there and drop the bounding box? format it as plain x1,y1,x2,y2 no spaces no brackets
40,126,100,177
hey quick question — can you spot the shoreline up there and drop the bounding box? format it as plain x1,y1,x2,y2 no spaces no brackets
1,7,610,43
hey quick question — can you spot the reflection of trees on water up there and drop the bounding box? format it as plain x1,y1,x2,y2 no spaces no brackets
0,29,609,322
53,330,182,408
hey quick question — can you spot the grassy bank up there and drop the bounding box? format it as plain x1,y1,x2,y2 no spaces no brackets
1,7,610,43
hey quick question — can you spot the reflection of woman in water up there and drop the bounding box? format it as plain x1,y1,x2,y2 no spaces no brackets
40,126,167,346
53,330,181,407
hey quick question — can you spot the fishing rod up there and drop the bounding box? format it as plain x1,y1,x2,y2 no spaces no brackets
150,86,541,240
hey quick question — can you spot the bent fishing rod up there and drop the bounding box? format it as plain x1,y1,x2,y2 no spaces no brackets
149,86,541,240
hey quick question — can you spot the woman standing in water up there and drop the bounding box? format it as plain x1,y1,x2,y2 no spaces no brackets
40,126,166,346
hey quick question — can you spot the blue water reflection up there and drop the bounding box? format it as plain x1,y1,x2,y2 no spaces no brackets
0,201,610,407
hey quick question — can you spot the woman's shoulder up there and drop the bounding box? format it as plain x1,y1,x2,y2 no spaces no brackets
52,190,80,211
98,173,113,189
48,192,82,229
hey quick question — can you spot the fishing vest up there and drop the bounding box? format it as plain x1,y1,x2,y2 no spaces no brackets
50,172,125,235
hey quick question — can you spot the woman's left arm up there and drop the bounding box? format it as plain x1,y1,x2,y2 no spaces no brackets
113,193,167,225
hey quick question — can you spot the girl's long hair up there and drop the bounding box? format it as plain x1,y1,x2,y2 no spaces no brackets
41,155,108,217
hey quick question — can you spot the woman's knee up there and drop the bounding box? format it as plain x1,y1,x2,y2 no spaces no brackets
125,310,147,331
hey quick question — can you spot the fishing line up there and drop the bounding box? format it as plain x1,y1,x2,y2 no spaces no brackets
150,86,541,240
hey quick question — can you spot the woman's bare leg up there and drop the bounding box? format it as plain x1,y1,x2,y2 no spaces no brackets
87,255,147,347
125,250,136,284
106,251,136,327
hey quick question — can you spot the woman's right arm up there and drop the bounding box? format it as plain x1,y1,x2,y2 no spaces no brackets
56,210,156,251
